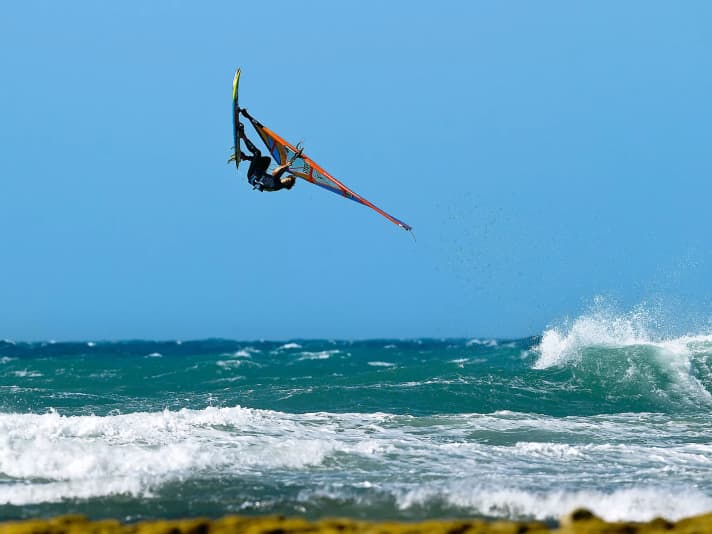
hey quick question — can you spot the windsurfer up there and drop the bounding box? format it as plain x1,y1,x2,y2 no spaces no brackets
230,121,301,192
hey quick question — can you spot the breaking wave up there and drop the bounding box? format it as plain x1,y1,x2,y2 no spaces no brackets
0,406,710,522
395,484,712,522
533,299,712,410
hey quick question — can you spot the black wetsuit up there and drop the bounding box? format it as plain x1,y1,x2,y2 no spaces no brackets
240,132,285,192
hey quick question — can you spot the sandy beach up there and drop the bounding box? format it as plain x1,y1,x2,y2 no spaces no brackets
2,510,712,534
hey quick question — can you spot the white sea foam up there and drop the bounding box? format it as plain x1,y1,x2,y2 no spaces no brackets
219,348,259,359
535,305,650,369
535,299,712,368
277,342,302,351
467,338,498,347
396,484,712,522
88,370,118,379
216,359,258,369
212,376,245,383
533,299,712,404
11,370,42,378
0,408,392,506
145,352,163,358
513,442,583,459
298,350,340,361
0,357,15,364
0,407,350,505
0,406,710,520
368,361,396,367
0,477,149,505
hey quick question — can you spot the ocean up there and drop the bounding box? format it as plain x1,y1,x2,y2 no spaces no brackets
1,308,712,524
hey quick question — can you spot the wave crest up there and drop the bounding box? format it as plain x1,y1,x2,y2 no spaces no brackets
532,300,712,408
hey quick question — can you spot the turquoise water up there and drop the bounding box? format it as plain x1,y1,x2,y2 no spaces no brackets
1,312,712,523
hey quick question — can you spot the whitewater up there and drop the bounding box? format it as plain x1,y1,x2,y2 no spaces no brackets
1,308,711,523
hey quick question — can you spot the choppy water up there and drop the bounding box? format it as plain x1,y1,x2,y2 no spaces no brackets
1,308,712,523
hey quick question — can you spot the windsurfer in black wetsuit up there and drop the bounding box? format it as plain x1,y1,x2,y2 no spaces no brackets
230,121,301,192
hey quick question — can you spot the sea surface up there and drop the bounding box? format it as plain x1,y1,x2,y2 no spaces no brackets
1,309,712,524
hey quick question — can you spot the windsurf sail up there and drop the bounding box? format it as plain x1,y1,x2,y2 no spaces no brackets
242,111,412,232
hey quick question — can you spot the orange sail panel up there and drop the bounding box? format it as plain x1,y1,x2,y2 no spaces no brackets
249,119,412,231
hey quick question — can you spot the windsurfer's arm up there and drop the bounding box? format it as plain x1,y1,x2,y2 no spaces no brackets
287,146,304,165
240,107,264,129
271,162,290,179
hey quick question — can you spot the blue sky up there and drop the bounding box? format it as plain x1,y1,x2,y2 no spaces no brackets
1,2,711,341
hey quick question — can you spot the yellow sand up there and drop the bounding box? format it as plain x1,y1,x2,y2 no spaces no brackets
1,509,712,534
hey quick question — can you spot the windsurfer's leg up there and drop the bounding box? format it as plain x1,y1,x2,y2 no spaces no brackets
242,137,261,158
227,150,253,164
238,123,261,157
